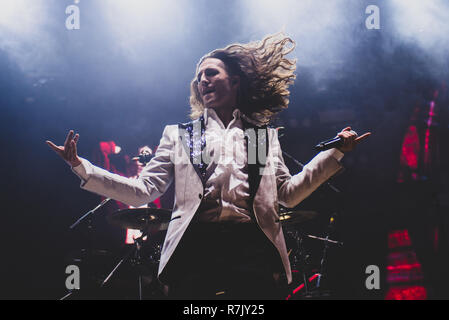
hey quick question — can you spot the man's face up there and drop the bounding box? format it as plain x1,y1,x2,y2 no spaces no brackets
197,58,239,111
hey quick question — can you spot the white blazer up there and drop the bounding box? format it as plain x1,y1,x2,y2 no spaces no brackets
74,123,343,284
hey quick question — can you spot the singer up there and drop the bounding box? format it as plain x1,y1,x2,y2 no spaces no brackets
46,33,370,299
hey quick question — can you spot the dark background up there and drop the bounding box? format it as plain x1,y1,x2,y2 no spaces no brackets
1,0,449,299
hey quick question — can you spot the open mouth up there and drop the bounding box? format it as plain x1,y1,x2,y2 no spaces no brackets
203,87,215,95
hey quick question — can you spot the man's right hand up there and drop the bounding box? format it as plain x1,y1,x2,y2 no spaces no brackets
46,130,82,167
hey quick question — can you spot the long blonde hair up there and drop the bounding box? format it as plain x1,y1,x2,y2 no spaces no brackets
189,33,297,126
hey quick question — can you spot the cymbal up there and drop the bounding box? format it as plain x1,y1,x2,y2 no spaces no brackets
277,210,318,226
107,208,172,231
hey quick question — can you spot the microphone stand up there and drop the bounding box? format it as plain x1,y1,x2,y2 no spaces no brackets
61,154,154,299
69,197,112,230
60,197,112,300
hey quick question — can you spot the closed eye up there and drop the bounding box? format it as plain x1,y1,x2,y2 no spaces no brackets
197,68,219,82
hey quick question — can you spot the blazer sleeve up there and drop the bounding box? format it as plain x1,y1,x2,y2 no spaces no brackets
72,125,175,207
271,129,344,208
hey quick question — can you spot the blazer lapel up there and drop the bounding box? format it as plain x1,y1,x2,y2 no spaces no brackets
178,116,207,186
243,119,269,203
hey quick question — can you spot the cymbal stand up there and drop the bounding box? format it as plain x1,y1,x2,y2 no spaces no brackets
298,229,311,295
285,228,310,296
101,231,148,300
316,213,338,292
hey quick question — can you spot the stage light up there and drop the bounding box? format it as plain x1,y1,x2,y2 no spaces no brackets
237,0,360,79
0,0,46,36
99,0,188,60
0,1,57,76
238,0,339,37
238,0,361,38
389,0,449,53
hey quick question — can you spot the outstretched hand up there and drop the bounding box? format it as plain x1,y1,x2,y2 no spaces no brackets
337,127,371,153
46,130,82,167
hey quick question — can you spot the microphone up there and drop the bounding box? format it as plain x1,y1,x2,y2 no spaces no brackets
313,136,342,151
313,131,357,151
132,153,154,164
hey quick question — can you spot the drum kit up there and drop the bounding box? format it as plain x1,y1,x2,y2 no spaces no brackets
279,209,344,299
61,202,343,300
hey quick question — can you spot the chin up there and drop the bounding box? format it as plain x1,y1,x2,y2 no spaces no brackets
203,100,228,110
204,102,217,109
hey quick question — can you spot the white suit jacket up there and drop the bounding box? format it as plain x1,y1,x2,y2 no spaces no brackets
74,120,343,284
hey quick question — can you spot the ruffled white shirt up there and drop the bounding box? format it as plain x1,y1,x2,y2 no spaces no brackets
196,107,253,222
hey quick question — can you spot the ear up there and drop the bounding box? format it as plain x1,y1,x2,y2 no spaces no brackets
231,76,240,88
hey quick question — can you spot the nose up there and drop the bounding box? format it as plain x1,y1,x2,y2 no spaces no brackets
199,73,210,86
198,77,210,94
